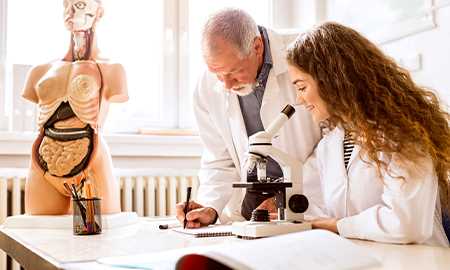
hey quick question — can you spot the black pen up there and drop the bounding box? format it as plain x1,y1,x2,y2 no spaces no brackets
183,187,192,229
158,222,181,230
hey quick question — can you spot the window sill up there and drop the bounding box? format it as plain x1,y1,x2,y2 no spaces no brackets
0,132,203,157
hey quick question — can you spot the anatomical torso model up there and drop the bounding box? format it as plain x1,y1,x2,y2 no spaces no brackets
23,0,128,215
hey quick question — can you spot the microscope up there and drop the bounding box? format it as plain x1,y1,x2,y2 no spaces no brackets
232,105,311,239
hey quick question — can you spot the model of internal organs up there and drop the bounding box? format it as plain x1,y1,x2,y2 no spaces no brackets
22,0,128,215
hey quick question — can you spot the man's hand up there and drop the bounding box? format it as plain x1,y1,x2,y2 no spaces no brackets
175,200,218,228
256,197,278,220
311,218,339,234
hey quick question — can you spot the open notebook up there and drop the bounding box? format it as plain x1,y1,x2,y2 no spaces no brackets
98,229,381,270
172,225,233,237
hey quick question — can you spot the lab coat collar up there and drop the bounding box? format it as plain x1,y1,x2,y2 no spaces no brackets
266,29,289,77
225,91,247,176
259,30,290,129
260,69,282,130
331,126,361,172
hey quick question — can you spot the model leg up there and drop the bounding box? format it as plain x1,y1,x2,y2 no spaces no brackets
88,137,121,214
25,162,71,215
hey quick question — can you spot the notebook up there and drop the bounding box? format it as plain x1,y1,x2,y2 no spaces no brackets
172,225,233,237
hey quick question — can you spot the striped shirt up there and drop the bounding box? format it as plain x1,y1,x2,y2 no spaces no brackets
343,131,355,169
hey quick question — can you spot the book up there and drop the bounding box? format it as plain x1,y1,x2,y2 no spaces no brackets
172,225,233,238
97,229,381,270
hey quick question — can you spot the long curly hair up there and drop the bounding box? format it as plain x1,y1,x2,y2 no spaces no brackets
286,22,450,213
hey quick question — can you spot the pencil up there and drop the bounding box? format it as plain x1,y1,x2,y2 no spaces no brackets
183,187,192,229
85,182,95,232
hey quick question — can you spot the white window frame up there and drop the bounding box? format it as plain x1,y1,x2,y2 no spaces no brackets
177,0,191,129
0,0,7,131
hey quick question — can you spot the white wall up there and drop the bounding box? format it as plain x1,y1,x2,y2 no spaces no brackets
381,4,450,107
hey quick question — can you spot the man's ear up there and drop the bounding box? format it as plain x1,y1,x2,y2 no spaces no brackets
253,36,264,57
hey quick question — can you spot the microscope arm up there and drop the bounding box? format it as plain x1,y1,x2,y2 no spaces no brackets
243,105,297,175
269,148,302,173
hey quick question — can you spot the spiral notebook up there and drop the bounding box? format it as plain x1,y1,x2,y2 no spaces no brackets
172,225,233,238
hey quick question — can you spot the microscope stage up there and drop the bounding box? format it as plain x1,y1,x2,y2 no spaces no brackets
232,220,311,239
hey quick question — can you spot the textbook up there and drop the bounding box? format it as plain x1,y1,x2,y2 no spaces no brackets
97,229,381,270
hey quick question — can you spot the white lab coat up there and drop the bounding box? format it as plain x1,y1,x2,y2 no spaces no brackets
193,29,322,223
309,126,449,247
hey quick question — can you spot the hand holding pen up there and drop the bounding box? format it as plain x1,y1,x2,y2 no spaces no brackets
175,190,219,228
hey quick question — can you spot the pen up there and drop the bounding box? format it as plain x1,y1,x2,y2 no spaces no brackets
158,222,182,230
183,187,192,229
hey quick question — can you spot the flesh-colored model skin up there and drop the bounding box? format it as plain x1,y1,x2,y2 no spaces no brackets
23,0,128,215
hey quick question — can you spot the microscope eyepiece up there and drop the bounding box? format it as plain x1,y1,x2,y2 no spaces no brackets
281,104,295,119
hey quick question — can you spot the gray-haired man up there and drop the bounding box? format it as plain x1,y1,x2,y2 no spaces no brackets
176,8,321,227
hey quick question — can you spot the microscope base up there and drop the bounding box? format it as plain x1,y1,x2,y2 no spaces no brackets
232,220,311,239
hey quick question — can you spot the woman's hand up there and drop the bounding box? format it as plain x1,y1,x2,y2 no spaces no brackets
311,218,339,234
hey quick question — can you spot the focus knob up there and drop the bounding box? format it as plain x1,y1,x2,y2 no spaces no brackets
288,194,309,213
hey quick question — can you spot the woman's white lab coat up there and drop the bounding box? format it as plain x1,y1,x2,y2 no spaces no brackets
193,29,322,223
310,127,449,247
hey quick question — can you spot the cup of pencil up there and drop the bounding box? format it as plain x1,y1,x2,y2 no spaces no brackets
65,180,102,235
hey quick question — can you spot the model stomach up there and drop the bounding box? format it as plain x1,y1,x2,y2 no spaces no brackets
37,102,94,177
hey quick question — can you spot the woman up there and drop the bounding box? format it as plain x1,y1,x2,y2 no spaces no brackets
22,0,128,214
286,22,449,246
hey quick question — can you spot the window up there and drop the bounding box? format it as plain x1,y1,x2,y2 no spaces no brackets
326,0,435,44
0,0,275,134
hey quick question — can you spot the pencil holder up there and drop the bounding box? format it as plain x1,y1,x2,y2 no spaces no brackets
72,197,102,235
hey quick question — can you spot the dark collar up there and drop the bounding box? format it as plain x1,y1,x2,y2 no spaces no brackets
254,26,273,90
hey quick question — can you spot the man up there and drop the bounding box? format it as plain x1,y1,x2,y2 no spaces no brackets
176,8,321,227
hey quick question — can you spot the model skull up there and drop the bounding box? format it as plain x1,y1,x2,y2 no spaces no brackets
64,0,101,31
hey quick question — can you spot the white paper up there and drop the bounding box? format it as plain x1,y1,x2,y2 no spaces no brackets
205,229,381,270
98,229,381,270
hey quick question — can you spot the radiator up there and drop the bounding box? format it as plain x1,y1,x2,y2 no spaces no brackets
0,167,199,270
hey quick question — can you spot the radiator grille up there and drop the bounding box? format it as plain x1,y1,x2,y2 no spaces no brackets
0,168,199,270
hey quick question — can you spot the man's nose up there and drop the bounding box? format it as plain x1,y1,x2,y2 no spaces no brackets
224,79,236,90
220,75,237,90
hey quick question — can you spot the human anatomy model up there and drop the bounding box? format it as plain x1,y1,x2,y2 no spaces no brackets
22,0,127,214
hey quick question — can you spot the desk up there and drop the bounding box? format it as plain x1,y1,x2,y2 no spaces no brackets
1,218,449,270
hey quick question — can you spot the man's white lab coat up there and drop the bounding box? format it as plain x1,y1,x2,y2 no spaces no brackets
193,29,321,223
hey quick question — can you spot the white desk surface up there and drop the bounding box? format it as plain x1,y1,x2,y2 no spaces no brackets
1,217,449,270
